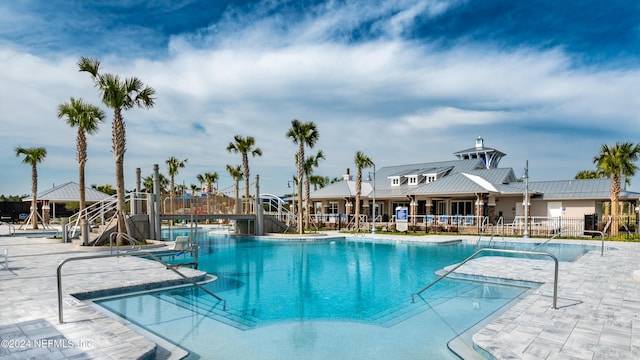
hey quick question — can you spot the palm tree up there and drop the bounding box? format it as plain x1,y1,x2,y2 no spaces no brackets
142,174,168,194
593,142,640,236
309,175,330,191
58,97,105,224
189,184,199,197
226,135,262,214
78,57,156,240
15,146,47,229
286,119,319,233
91,183,116,196
197,172,218,213
354,151,374,231
575,170,601,179
226,165,243,215
302,150,325,228
166,156,188,214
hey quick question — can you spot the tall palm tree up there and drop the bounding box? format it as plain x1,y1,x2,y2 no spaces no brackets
354,151,374,231
226,165,243,215
197,172,218,213
226,135,262,214
15,146,47,229
78,56,156,239
166,156,188,214
302,150,325,228
286,119,319,233
593,142,640,236
58,97,105,224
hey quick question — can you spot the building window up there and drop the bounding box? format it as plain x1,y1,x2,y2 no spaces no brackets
391,177,400,186
408,176,417,185
450,200,473,215
328,202,338,214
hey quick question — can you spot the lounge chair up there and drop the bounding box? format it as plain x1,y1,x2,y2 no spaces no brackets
452,214,462,225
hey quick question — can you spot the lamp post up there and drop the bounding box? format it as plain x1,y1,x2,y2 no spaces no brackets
523,160,530,238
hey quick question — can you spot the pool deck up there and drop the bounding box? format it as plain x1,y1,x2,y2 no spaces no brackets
1,230,639,359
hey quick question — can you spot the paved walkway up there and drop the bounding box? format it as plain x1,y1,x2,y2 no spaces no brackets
0,235,205,359
1,232,639,359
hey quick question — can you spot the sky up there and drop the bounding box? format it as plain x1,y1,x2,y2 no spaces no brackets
2,0,640,197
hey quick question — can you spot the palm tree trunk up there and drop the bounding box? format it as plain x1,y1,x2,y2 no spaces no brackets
113,109,127,244
31,164,38,230
234,177,240,215
355,171,361,231
297,144,304,234
304,177,311,229
78,130,87,221
611,175,620,237
243,154,250,214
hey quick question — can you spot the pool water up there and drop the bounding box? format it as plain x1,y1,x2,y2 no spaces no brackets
95,232,595,359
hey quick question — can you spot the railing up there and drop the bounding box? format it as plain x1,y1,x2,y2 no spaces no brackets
66,194,118,238
57,250,226,324
0,221,16,236
109,232,142,254
530,217,611,257
411,248,559,309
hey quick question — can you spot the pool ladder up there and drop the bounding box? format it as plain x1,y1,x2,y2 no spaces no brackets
57,250,227,324
411,248,560,309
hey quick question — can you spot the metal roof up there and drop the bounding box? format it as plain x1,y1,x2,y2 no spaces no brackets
306,180,373,199
23,182,112,202
309,159,640,201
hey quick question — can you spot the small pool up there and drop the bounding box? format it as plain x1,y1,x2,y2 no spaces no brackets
95,231,596,359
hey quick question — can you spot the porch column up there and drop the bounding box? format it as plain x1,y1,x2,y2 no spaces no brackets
487,195,496,221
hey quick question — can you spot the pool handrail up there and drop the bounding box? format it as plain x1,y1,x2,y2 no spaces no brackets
529,217,610,257
57,251,226,324
109,232,142,254
411,248,559,309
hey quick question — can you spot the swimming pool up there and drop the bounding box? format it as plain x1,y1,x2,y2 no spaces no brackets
95,232,595,359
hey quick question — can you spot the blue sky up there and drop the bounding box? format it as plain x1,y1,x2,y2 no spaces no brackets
2,0,640,196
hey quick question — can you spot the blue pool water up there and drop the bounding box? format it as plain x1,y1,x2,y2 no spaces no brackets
95,231,595,359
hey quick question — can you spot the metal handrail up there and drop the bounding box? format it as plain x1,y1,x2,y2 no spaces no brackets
529,217,610,257
109,232,141,254
412,248,559,309
57,251,227,324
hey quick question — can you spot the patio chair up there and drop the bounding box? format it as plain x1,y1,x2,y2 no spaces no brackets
464,214,474,226
425,214,434,225
437,215,449,226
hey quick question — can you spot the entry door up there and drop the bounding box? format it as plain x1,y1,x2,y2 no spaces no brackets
547,202,562,218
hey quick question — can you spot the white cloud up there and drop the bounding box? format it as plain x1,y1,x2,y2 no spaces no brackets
2,1,640,196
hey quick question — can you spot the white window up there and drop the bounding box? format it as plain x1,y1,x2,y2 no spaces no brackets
328,202,338,214
408,176,418,185
391,177,400,186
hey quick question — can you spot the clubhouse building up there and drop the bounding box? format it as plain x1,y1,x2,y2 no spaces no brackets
308,137,640,234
